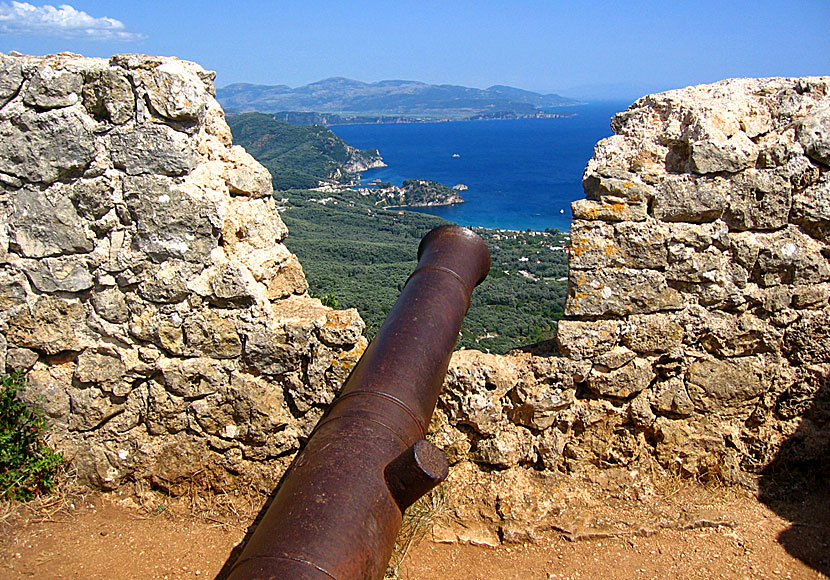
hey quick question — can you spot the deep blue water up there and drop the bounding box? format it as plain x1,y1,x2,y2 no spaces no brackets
330,102,630,232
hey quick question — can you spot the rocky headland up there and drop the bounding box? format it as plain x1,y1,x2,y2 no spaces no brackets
0,53,827,541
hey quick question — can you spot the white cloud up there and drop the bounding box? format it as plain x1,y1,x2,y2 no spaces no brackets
0,2,145,41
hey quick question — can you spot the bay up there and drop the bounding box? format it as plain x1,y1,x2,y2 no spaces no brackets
330,101,630,232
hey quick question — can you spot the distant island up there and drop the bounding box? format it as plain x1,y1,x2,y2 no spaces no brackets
217,77,582,122
363,179,464,207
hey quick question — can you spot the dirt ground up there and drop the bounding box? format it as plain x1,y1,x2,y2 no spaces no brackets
0,483,827,580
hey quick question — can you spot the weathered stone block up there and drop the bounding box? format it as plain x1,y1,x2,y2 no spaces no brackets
76,348,126,384
137,261,192,304
582,172,655,203
82,68,135,124
124,176,219,263
593,345,637,370
9,187,93,258
145,381,188,435
22,362,72,422
317,308,364,347
0,54,24,106
443,350,519,436
182,310,242,359
224,146,273,198
91,287,130,324
149,438,213,495
650,377,694,416
159,357,227,398
508,383,574,430
566,268,684,317
5,347,38,372
110,124,197,176
666,245,746,293
653,175,727,222
791,283,830,309
685,355,770,413
22,66,83,109
7,295,87,355
135,60,211,122
0,269,28,311
473,427,534,467
266,254,309,300
622,313,684,353
754,226,830,287
223,197,289,253
723,169,792,231
587,357,654,399
698,312,782,357
534,428,567,470
555,319,622,361
569,220,667,270
792,174,830,243
240,322,300,377
783,309,830,366
64,176,117,221
207,262,259,307
571,198,647,222
690,132,758,174
21,257,93,292
69,386,126,431
0,103,96,184
727,231,762,271
797,105,830,166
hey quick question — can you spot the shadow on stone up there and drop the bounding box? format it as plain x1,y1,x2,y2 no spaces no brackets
758,373,830,575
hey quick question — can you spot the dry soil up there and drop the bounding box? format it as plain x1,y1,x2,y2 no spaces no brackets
1,483,827,580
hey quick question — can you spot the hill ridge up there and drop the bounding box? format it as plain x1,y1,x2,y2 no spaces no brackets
217,77,580,120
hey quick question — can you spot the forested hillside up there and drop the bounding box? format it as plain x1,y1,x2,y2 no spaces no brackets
279,189,569,353
226,113,384,189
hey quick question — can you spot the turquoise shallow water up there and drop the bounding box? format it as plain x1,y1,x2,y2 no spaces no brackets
330,102,630,231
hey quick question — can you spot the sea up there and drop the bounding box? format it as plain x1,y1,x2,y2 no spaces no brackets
330,101,631,232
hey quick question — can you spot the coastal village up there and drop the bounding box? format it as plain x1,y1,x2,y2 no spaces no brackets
481,228,571,282
309,178,466,208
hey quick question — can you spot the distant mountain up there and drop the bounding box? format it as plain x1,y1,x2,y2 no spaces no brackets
216,77,581,120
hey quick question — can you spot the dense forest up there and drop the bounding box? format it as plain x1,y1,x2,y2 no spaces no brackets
279,188,569,353
226,113,383,190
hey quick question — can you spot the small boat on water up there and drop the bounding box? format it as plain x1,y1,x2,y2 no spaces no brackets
452,153,461,158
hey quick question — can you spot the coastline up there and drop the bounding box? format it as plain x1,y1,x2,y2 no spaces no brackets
331,103,628,232
326,111,577,127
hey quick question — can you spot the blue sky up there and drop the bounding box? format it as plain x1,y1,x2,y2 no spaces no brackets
0,0,827,100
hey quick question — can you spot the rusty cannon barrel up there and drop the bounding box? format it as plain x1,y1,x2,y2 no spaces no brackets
225,225,490,580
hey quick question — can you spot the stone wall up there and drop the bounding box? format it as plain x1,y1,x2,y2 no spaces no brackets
1,53,827,536
434,78,829,539
0,52,366,492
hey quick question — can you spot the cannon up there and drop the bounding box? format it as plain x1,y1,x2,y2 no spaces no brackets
224,225,490,580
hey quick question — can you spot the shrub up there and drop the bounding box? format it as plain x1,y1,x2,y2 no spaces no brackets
0,371,63,501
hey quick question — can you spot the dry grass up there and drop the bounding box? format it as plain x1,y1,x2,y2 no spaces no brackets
386,485,454,579
0,463,90,531
123,475,268,531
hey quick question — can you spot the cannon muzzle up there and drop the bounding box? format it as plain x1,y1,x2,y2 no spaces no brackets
225,225,490,580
